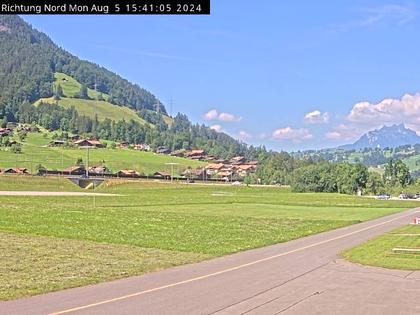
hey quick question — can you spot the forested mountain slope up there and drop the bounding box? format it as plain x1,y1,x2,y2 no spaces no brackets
0,15,257,159
0,15,164,114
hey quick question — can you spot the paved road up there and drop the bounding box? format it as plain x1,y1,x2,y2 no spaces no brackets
0,191,118,196
2,208,420,315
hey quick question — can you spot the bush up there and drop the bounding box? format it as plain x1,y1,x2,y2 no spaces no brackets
10,143,22,154
35,164,47,175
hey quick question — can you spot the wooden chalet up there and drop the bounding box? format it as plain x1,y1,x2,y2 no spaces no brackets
0,128,12,137
235,164,256,177
183,168,207,180
153,171,171,179
63,165,85,175
118,142,130,149
230,156,246,164
2,168,29,175
185,149,205,158
89,166,108,175
74,139,104,148
156,147,171,155
217,170,233,179
134,144,150,151
49,140,66,147
116,169,139,178
205,163,224,175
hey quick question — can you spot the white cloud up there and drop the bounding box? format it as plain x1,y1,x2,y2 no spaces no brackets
325,124,358,141
204,109,219,121
325,131,341,140
272,127,313,143
328,4,417,36
359,4,417,27
347,94,420,126
218,112,242,122
304,110,330,124
210,124,224,133
325,93,420,141
204,109,242,122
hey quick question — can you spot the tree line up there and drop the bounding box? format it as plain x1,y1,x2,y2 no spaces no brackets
3,101,263,160
245,151,417,195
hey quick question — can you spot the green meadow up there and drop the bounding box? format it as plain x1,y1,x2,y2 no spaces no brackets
0,133,204,175
33,73,173,126
35,97,148,125
344,225,420,270
0,176,418,300
54,73,110,101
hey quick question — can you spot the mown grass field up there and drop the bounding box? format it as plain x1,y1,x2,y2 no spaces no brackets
54,73,110,100
344,225,420,270
34,97,148,125
34,73,173,126
0,133,204,175
0,176,418,300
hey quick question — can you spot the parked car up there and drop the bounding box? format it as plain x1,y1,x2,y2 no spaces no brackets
376,195,390,200
398,194,418,200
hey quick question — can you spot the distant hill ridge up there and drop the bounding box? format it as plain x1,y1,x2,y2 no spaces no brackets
340,124,420,150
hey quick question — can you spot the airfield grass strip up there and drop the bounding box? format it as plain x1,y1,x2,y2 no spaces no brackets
0,205,357,256
343,225,420,270
0,231,209,301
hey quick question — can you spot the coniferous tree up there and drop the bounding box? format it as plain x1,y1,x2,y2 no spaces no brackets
54,84,63,100
78,84,89,99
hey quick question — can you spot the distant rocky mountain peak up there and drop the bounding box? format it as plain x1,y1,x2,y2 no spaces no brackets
340,124,420,150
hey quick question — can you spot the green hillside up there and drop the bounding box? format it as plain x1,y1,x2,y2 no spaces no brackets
403,154,420,172
0,132,204,175
33,73,173,126
34,97,148,125
54,73,110,101
0,15,252,161
0,15,165,113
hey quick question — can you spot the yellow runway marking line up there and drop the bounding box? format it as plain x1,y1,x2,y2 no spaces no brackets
51,210,418,315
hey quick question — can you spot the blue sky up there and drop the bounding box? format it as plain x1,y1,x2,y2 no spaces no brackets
23,0,420,151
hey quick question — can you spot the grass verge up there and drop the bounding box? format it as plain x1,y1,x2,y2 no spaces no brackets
0,231,208,300
343,225,420,270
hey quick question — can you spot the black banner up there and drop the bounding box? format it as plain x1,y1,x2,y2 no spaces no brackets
0,0,210,15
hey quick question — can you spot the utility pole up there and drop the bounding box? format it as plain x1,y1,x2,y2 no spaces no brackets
86,147,90,178
165,162,178,183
